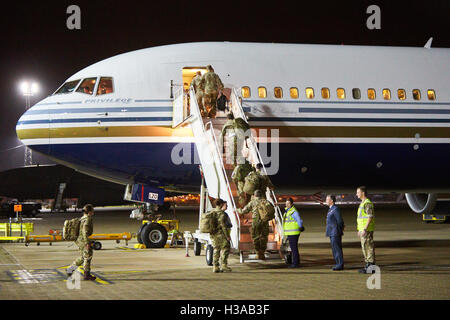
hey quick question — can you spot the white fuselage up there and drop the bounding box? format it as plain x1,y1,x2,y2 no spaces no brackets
16,42,450,194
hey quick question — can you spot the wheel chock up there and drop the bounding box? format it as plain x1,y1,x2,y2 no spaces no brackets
134,244,146,249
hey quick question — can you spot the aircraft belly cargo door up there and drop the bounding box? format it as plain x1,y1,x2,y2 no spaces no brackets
172,67,207,128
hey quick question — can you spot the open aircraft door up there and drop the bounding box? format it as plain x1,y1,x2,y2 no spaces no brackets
172,66,207,128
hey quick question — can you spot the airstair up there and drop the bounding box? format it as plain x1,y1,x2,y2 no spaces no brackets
173,85,286,264
53,182,67,212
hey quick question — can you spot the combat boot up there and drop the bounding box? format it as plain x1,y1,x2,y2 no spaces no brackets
213,265,222,273
66,265,77,277
358,263,369,274
221,265,232,272
83,272,97,281
257,251,266,260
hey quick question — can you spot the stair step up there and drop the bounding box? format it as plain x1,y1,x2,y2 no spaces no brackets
239,225,275,233
239,241,279,251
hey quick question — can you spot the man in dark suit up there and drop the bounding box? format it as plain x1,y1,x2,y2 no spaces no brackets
325,195,345,271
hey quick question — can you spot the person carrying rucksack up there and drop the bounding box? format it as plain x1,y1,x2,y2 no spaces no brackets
231,159,255,207
202,65,224,118
220,113,238,166
191,71,206,116
209,199,232,273
66,204,96,281
243,163,274,199
238,190,274,260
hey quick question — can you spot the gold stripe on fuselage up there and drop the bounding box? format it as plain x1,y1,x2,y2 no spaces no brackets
16,125,450,140
16,126,194,140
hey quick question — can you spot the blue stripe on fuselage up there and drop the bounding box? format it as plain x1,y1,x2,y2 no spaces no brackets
25,106,173,115
29,142,450,192
18,117,173,125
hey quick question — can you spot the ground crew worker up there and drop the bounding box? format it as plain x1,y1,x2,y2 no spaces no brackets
202,65,224,118
325,195,345,271
238,190,268,260
283,197,304,268
66,204,96,280
356,186,376,274
191,71,206,116
210,199,232,273
231,158,255,207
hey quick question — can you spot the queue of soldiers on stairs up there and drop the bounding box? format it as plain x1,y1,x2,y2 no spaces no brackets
194,65,378,275
55,66,377,278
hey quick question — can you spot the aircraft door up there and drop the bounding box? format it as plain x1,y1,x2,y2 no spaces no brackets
172,66,208,128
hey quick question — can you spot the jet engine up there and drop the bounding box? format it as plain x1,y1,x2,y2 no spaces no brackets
405,193,437,214
405,193,450,215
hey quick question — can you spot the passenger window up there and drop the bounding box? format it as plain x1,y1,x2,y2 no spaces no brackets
321,88,330,99
97,77,114,95
242,86,251,98
398,89,406,100
274,87,283,99
54,80,80,95
367,88,376,100
352,88,361,99
258,87,267,98
382,89,391,100
413,89,421,100
427,89,436,100
305,87,314,99
337,88,346,99
290,87,299,99
76,78,97,95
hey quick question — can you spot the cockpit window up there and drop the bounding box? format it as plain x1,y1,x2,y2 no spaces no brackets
54,80,80,95
97,77,114,95
76,77,97,95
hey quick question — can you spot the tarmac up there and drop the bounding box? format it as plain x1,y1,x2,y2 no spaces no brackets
0,204,449,300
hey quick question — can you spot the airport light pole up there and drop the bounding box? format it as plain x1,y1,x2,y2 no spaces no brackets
20,81,38,166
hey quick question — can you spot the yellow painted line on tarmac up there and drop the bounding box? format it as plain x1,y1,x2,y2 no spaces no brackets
102,270,146,274
57,266,112,285
116,246,145,252
78,268,113,285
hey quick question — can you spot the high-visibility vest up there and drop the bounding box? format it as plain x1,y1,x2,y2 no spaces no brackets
283,206,301,236
357,198,375,231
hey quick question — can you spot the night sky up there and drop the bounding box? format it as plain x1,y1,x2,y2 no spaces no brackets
0,0,449,172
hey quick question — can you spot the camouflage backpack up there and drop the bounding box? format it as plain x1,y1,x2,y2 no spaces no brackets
232,163,253,183
234,117,250,132
243,171,262,195
257,199,275,222
63,217,81,241
199,210,218,234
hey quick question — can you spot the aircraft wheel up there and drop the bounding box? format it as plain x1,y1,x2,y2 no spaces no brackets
284,253,292,265
137,224,146,244
93,241,102,250
206,244,214,266
240,251,244,263
194,239,201,256
141,223,168,248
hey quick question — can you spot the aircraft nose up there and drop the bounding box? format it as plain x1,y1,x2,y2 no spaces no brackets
16,109,31,143
16,101,49,152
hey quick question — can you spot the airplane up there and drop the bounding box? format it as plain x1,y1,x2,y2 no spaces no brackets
15,41,450,217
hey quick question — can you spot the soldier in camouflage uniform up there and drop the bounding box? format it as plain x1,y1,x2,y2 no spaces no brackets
220,113,238,166
202,65,224,118
233,116,251,166
210,199,232,273
191,71,206,116
66,204,96,281
238,190,268,260
231,159,255,207
255,163,274,199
